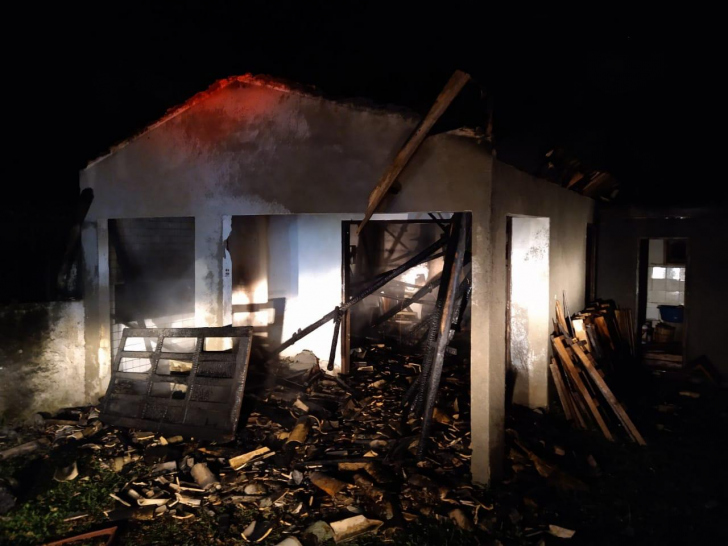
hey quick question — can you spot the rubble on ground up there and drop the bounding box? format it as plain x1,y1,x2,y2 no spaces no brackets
1,344,726,545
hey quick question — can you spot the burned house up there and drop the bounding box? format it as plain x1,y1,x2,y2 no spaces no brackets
74,75,594,483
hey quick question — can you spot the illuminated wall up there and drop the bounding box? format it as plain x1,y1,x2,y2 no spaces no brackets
0,302,86,422
508,216,550,408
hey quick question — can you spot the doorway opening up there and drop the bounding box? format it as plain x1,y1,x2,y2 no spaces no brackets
224,212,472,456
638,238,688,368
225,213,471,371
341,216,471,372
108,217,196,368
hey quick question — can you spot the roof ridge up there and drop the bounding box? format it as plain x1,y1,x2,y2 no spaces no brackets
84,74,417,169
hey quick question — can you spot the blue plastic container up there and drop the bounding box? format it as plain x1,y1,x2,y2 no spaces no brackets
658,305,684,323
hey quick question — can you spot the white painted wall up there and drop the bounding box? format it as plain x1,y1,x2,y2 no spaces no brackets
278,215,344,367
509,217,550,408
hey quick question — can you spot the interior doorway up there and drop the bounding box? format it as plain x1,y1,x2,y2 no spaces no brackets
341,217,453,372
506,216,550,408
638,238,688,367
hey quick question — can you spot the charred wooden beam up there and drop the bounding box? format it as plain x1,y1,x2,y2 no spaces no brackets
418,214,467,459
327,309,342,372
371,272,442,328
268,236,448,359
407,250,470,416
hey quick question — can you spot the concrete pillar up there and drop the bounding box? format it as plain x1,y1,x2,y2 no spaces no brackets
97,219,112,394
470,209,500,485
81,221,100,402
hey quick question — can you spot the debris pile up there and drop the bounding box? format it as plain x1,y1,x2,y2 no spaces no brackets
0,347,460,541
550,298,646,444
1,344,599,545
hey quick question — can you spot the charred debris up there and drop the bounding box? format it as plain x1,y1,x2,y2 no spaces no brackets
2,321,726,545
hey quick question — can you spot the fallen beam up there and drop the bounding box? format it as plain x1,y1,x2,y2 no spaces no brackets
357,70,471,234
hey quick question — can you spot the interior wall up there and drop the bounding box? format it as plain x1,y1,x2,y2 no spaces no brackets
274,215,346,366
508,216,550,408
491,160,595,432
597,208,728,376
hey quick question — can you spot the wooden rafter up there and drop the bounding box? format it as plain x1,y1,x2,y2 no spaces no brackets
357,70,471,234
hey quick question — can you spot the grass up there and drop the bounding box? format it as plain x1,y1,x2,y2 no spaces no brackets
0,450,124,546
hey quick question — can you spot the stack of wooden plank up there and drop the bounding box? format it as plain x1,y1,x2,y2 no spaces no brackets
567,300,636,372
550,299,645,445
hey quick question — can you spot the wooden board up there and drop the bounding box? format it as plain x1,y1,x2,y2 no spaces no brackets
357,70,470,234
549,359,575,422
555,301,570,337
552,336,614,441
594,315,615,350
557,358,589,429
615,309,635,356
571,343,647,445
572,318,592,352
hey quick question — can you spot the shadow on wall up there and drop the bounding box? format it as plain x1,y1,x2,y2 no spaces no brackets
507,303,530,407
0,302,85,423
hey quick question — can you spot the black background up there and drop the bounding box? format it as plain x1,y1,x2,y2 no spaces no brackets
0,2,715,300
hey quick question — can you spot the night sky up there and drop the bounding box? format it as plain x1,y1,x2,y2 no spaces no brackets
3,3,709,215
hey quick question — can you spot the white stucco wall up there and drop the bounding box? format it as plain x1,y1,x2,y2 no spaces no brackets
0,302,86,422
508,217,550,408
